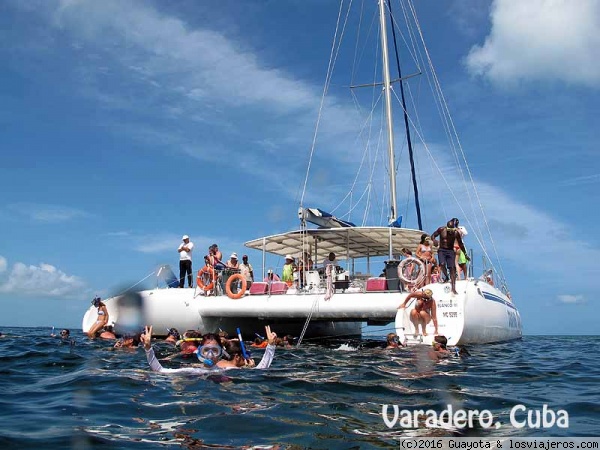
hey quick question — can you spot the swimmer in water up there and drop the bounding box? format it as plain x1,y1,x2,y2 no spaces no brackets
142,325,278,373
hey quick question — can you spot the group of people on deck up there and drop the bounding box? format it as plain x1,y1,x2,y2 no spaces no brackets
176,236,255,290
401,217,470,295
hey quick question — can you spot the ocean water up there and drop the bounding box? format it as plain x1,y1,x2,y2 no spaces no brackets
0,329,598,449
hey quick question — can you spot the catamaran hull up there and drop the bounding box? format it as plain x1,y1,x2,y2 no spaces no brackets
395,279,522,346
82,279,521,344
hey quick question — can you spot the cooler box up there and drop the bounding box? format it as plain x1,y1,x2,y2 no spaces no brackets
249,282,268,295
269,281,289,295
366,277,387,292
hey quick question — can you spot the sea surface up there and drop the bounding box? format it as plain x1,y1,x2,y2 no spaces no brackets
0,328,598,449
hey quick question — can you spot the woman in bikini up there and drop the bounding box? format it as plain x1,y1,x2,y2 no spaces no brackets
415,234,436,285
87,296,109,338
398,289,438,336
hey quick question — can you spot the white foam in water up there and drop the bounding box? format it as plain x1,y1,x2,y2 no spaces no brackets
334,343,357,352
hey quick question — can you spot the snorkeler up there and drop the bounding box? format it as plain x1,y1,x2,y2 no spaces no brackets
385,332,403,349
142,325,278,373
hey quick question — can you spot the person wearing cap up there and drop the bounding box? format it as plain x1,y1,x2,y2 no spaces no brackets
397,289,438,336
177,235,194,288
263,269,281,282
226,253,240,270
281,255,296,286
239,255,254,288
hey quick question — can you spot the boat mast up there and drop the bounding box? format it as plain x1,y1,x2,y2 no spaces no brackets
378,0,398,224
387,0,423,231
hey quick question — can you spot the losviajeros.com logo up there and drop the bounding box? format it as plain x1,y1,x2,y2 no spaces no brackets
382,404,569,430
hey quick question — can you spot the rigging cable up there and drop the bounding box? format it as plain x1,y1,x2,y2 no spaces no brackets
406,0,507,286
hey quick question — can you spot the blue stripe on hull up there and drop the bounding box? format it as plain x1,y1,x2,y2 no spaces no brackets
482,292,517,310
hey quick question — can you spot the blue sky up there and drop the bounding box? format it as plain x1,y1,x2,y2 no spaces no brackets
0,0,598,335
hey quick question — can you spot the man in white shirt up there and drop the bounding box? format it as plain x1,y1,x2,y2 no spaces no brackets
177,235,194,288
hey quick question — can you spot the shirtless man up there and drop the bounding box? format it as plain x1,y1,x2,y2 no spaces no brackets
431,218,470,295
398,289,438,336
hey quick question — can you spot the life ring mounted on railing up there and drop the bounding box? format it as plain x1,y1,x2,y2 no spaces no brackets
197,265,216,291
225,273,247,299
398,257,426,286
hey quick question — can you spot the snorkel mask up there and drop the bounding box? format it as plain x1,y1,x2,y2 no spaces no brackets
91,296,101,307
195,344,223,367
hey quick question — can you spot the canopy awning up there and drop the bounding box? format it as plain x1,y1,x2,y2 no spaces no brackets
244,226,427,261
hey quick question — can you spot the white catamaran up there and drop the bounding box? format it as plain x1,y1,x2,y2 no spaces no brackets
82,0,522,346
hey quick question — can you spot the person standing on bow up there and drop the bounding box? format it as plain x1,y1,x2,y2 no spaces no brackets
177,235,194,288
431,218,469,295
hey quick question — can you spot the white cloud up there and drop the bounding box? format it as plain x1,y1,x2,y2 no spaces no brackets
466,0,600,87
7,203,91,223
0,256,7,273
0,261,87,297
557,294,586,305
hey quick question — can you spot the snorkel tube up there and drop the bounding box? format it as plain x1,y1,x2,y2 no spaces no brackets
237,327,249,359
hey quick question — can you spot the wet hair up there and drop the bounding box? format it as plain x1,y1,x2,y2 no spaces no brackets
253,337,264,345
434,335,448,349
60,329,70,336
167,328,180,340
386,332,398,344
201,333,222,348
283,334,294,343
123,333,141,347
223,341,243,360
183,330,202,339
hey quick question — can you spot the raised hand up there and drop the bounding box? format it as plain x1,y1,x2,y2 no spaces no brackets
142,325,153,350
265,325,277,345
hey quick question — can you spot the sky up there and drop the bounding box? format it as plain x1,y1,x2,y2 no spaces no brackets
0,0,598,335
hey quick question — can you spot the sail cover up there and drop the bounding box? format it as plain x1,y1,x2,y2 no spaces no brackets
302,208,356,228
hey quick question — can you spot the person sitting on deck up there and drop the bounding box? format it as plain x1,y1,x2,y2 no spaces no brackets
322,252,339,269
281,255,296,286
263,270,281,282
397,289,439,337
226,253,240,270
208,244,225,270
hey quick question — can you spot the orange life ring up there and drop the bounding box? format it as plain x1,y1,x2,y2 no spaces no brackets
225,273,247,299
197,266,216,291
